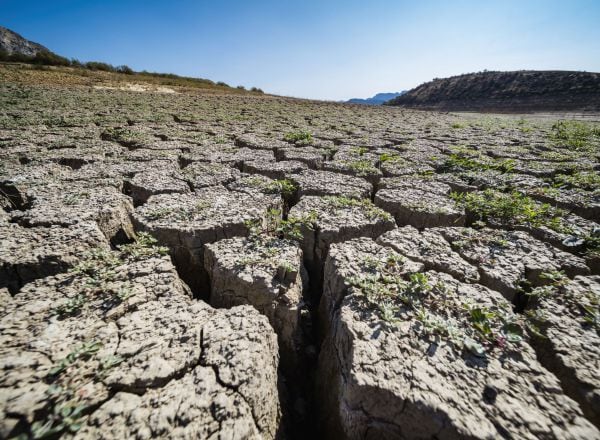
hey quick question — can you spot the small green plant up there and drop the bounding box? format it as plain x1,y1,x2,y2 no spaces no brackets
582,298,599,333
550,120,600,151
379,152,400,163
63,192,90,205
118,232,169,260
99,354,125,372
101,127,145,146
265,179,298,199
441,153,515,174
350,146,369,156
52,294,87,318
451,189,569,233
49,341,103,377
284,130,313,145
70,248,121,286
145,207,174,220
245,208,316,242
30,400,88,438
344,159,379,176
539,270,568,287
553,171,600,191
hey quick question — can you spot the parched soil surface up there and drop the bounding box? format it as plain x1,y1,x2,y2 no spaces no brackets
1,66,600,439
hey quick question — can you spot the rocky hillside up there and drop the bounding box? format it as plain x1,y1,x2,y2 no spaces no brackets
1,64,600,439
0,26,49,56
386,70,600,112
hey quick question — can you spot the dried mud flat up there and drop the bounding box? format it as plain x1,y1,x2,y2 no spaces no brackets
1,72,600,439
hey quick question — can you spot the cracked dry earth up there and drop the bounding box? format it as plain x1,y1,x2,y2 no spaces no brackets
1,78,600,440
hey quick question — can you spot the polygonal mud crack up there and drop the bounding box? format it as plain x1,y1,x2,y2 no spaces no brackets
288,195,395,296
204,236,307,370
317,238,598,439
132,186,282,297
0,248,281,440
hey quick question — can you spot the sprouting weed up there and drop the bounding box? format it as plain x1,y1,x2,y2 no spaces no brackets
451,189,570,233
49,341,103,377
284,130,312,145
119,232,169,260
346,255,524,357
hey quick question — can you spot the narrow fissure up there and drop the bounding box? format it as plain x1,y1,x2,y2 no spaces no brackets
127,205,323,439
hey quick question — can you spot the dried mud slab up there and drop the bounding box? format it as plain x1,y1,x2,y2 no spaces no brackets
527,275,600,427
0,162,74,210
527,186,600,222
377,226,480,283
132,186,281,296
380,157,435,176
181,162,241,189
377,176,452,193
289,169,372,201
317,238,598,439
375,186,465,228
225,174,290,201
0,221,109,294
323,147,382,185
235,133,290,153
124,171,190,206
436,227,590,300
10,183,135,244
277,146,325,169
288,196,395,291
243,159,308,180
205,236,306,368
181,144,276,168
0,244,280,440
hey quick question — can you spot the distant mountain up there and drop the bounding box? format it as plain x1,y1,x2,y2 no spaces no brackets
0,26,49,57
347,92,405,105
385,70,600,112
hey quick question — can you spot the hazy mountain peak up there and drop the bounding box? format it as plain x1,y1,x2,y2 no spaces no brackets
346,91,405,105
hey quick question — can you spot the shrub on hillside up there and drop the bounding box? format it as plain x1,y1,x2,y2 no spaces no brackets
116,65,134,74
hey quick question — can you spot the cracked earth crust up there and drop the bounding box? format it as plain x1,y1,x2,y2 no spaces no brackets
1,68,599,439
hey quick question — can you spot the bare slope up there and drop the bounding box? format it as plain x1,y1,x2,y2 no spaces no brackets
386,70,600,112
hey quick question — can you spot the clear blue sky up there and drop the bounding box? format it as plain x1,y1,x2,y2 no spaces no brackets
2,0,599,100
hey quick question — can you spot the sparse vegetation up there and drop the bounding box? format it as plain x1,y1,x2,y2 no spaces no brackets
441,152,515,174
346,256,523,357
245,208,317,242
264,179,298,200
52,233,168,318
344,159,379,176
284,130,313,145
31,340,111,438
451,189,569,233
550,120,600,151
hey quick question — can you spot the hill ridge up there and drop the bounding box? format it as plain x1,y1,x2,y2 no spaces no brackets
386,70,600,112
